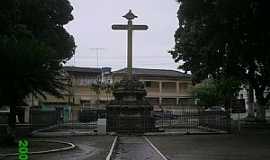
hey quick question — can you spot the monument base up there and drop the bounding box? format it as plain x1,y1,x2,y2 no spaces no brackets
106,78,156,133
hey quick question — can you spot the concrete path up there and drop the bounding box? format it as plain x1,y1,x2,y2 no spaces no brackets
112,136,166,160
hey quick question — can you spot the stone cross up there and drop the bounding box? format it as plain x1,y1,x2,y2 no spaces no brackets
112,10,148,79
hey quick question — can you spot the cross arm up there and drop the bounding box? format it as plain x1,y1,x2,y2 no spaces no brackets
112,24,148,30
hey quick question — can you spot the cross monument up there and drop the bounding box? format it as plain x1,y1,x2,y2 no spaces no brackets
112,10,148,79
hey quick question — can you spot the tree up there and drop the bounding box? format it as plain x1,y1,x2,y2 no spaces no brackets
193,79,223,107
193,78,240,108
0,0,75,144
91,81,113,104
91,81,102,105
170,0,270,121
104,83,113,102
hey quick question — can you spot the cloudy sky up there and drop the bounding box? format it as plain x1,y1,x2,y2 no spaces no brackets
64,0,180,71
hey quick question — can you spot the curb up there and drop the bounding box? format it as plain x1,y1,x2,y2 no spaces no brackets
106,136,118,160
144,131,228,136
0,140,76,157
31,124,59,134
198,126,228,133
31,132,107,138
32,130,227,137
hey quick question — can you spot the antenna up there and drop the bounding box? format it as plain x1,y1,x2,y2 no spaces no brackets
90,48,105,68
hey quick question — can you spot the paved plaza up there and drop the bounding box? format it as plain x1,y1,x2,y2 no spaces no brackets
2,136,114,160
149,132,270,160
2,130,270,160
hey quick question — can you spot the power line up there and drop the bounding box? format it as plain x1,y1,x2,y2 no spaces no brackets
74,55,170,59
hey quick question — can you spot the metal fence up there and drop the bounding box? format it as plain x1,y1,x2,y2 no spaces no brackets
0,107,104,137
29,106,230,133
155,106,231,132
1,105,231,137
28,107,105,132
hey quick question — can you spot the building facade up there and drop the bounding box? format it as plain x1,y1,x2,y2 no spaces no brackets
33,66,193,121
112,68,193,110
36,66,112,122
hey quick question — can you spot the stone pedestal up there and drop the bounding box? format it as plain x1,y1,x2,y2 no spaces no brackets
106,77,155,133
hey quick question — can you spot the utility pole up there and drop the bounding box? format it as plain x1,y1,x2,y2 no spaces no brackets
90,48,105,68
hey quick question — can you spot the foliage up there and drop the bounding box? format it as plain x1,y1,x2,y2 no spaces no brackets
0,0,75,103
193,78,241,108
91,81,101,104
193,79,222,107
0,0,75,142
0,37,68,105
103,83,113,101
171,0,270,120
91,81,113,103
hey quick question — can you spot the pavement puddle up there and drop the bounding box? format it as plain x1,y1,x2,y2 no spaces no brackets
111,136,166,160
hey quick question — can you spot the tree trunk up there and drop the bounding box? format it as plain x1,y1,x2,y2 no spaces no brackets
247,87,255,118
224,93,232,111
254,87,267,121
224,93,232,132
256,103,266,122
6,105,17,145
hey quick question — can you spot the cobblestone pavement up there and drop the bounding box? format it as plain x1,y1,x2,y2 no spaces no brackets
112,136,165,160
3,136,115,160
149,133,270,160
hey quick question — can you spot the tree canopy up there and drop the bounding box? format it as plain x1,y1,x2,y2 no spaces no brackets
171,0,270,120
193,78,240,108
0,0,75,105
0,0,75,143
193,79,223,107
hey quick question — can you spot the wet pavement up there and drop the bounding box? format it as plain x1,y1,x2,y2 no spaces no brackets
112,136,165,160
149,133,270,160
2,136,114,160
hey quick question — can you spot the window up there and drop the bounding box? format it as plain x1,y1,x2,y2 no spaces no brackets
145,81,152,88
162,98,177,105
146,97,159,105
182,83,188,90
178,98,194,105
162,82,177,93
78,76,96,86
180,83,189,92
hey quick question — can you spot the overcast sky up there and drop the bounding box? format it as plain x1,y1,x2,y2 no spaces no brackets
64,0,180,71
